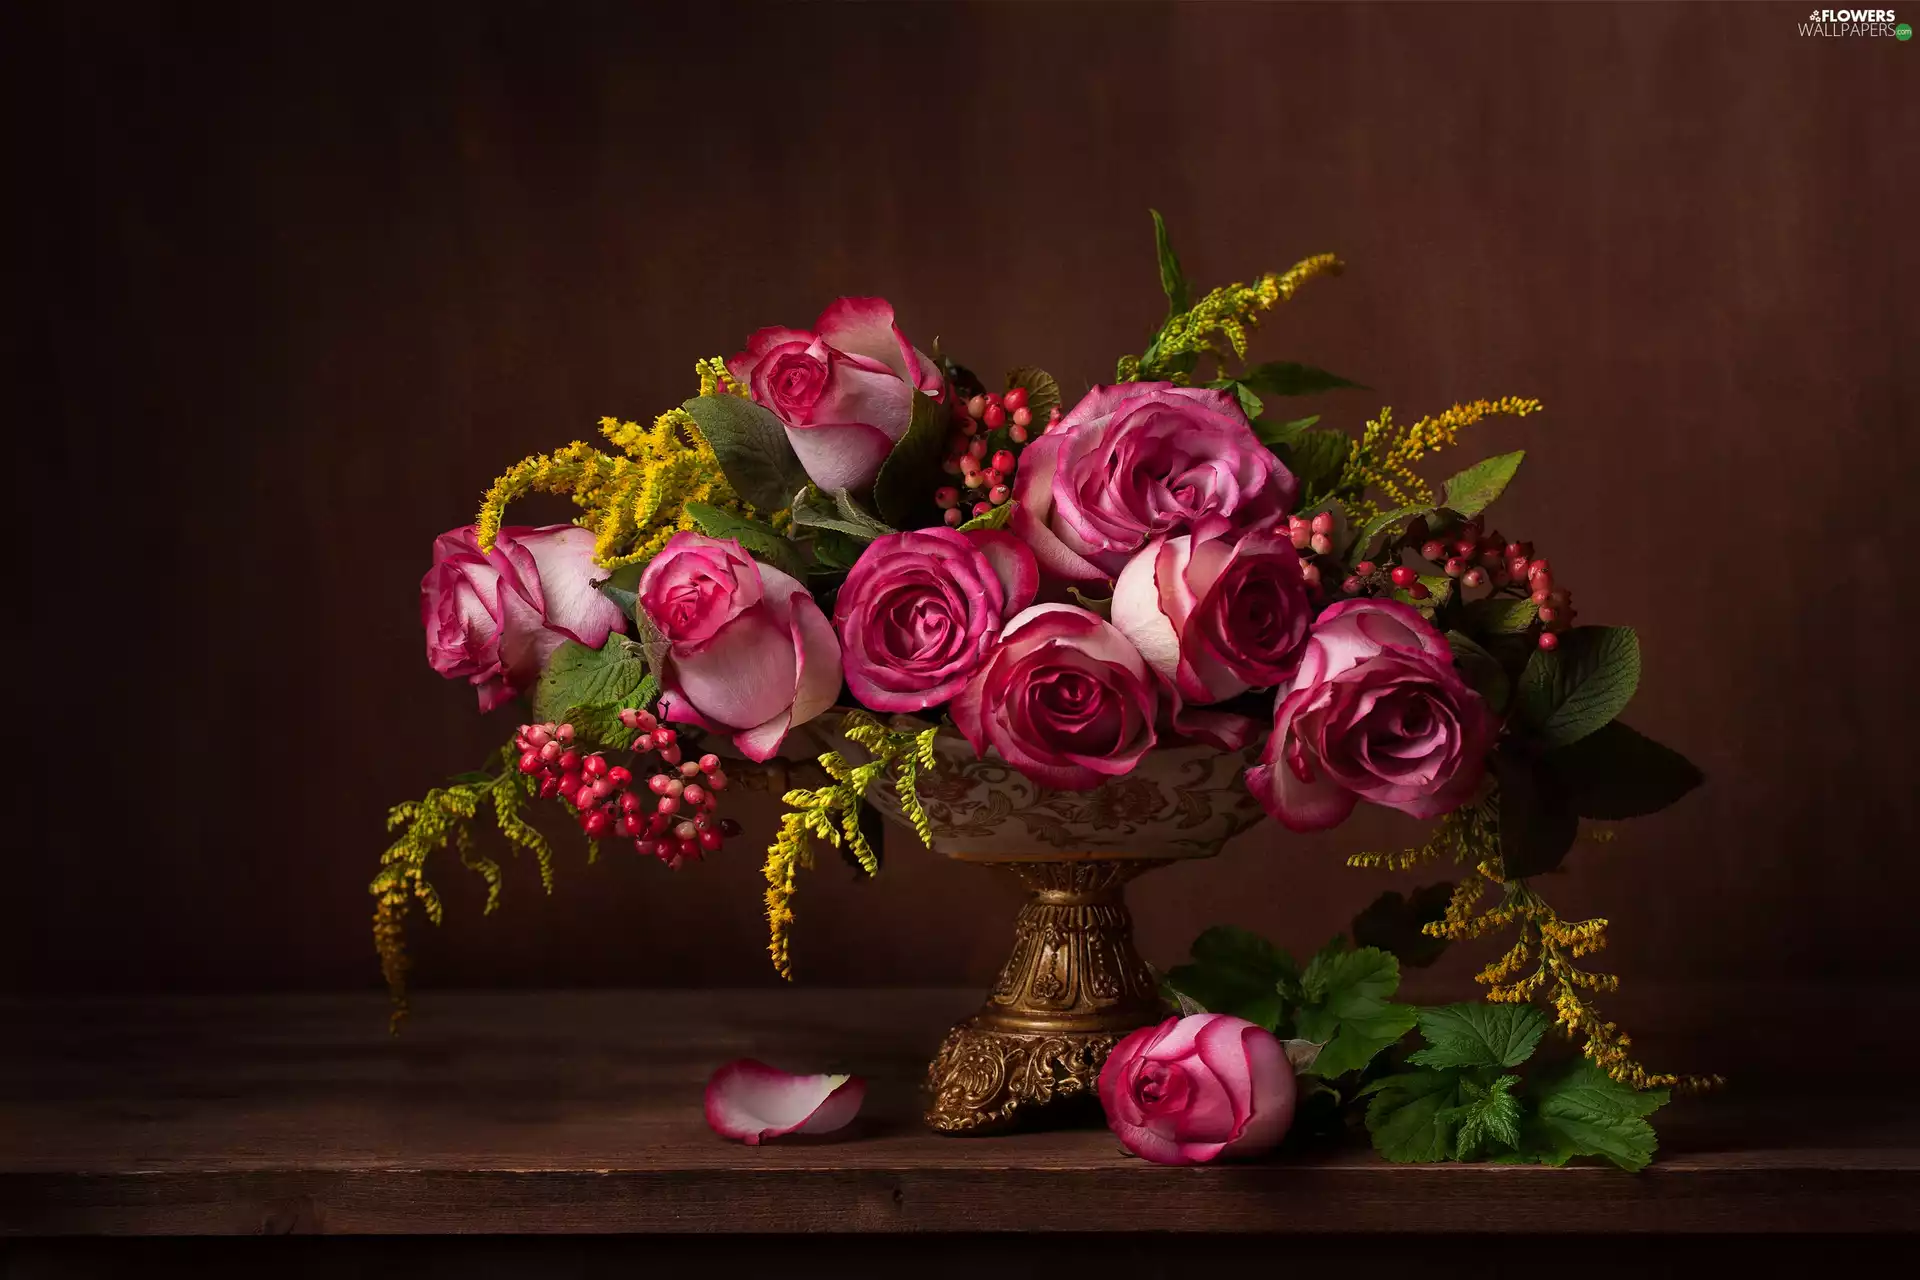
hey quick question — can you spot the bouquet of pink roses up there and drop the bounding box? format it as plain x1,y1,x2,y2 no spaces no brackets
380,213,1703,1125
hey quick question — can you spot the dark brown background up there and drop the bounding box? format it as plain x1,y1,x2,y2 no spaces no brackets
15,1,1919,1016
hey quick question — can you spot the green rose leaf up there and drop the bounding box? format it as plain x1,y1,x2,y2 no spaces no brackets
1544,720,1705,819
1460,596,1539,635
1362,1068,1468,1163
1253,414,1320,447
872,389,949,530
531,632,650,747
1523,1060,1668,1172
1277,427,1351,499
790,486,898,542
1406,1002,1549,1070
1163,925,1297,1032
683,501,807,579
680,393,810,516
1005,366,1062,424
1238,361,1366,397
1350,884,1453,969
957,500,1015,533
1150,208,1190,317
1447,630,1511,713
1439,450,1526,518
804,527,866,572
1348,504,1435,561
1517,625,1642,748
1495,748,1579,879
1210,377,1265,421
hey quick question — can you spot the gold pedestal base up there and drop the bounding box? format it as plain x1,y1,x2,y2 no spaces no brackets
924,860,1168,1133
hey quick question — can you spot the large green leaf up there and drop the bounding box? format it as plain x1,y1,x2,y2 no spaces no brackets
1545,720,1704,819
531,633,650,744
1348,504,1435,561
1239,360,1365,397
1406,1003,1549,1070
1279,428,1351,498
681,393,810,515
789,487,897,541
1294,946,1419,1078
872,389,949,530
1163,925,1297,1032
1253,414,1320,446
683,501,807,579
1517,626,1642,748
1150,208,1189,317
1362,1068,1469,1163
1524,1060,1667,1172
1460,596,1539,635
1440,451,1525,518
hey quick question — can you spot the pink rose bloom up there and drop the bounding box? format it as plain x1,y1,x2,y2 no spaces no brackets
1247,598,1497,832
833,527,1038,713
1012,383,1297,584
1111,518,1313,704
728,296,944,494
420,524,627,713
1098,1014,1296,1166
642,532,842,762
951,603,1159,791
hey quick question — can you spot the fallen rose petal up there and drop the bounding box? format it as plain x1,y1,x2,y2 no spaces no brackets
704,1059,867,1144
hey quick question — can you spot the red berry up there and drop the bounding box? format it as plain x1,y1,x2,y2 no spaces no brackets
606,766,631,788
973,502,992,517
1452,539,1476,559
618,792,642,815
648,773,671,795
683,784,707,806
677,837,701,861
1463,567,1488,588
992,449,1016,473
582,754,607,778
575,785,598,809
990,484,1011,505
1537,632,1560,651
538,776,561,799
518,751,541,774
660,744,682,765
935,486,959,509
1409,582,1432,601
1444,557,1466,578
1310,533,1333,556
1508,558,1531,580
1354,561,1376,576
635,838,663,859
1537,605,1559,624
616,815,641,838
966,394,987,420
1527,558,1552,581
526,725,551,747
1390,566,1419,588
983,467,1004,487
983,403,1007,429
655,728,677,745
699,828,724,852
582,811,610,839
647,813,671,836
657,795,680,815
944,508,963,526
557,750,580,772
1504,542,1530,561
591,776,614,799
1341,576,1363,594
1421,539,1447,561
555,724,575,743
558,772,582,797
1301,563,1322,588
1003,386,1029,412
1311,511,1335,536
708,770,729,791
633,733,654,752
699,753,720,773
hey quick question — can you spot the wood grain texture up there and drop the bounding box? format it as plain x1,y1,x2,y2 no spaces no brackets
3,990,1914,1236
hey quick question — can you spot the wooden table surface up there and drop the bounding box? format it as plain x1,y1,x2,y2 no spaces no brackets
2,989,1915,1236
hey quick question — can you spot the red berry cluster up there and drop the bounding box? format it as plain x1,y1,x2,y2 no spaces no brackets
938,386,1063,526
1337,517,1576,650
1286,511,1339,593
512,714,742,871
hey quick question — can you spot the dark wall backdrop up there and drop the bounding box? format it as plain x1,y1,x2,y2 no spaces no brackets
17,1,1919,1005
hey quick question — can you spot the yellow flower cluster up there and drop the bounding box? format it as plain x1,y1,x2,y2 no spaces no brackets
761,713,939,979
1339,396,1544,522
1358,795,1718,1092
1118,253,1344,381
475,382,753,570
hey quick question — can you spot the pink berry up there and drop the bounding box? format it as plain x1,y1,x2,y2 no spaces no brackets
575,785,599,810
966,394,987,420
657,795,681,815
1012,407,1032,429
1301,563,1322,587
973,502,992,517
1341,576,1363,594
1390,566,1418,588
1009,423,1029,443
655,728,676,745
992,449,1016,473
1537,605,1559,624
983,467,1004,487
583,811,610,838
1463,567,1488,588
518,751,541,774
539,740,561,762
699,754,720,773
648,773,672,795
990,485,1011,505
660,745,681,765
983,403,1007,429
618,792,642,815
635,709,657,731
944,508,963,526
591,776,614,799
582,754,607,778
557,750,580,772
633,732,655,752
1310,533,1333,556
1003,386,1029,412
1421,539,1447,562
616,815,640,838
1444,557,1466,578
683,784,707,806
699,829,724,852
679,760,701,778
935,486,959,509
1527,558,1552,581
556,724,575,743
607,766,631,787
526,726,551,747
1311,511,1335,536
1354,561,1376,576
1538,632,1560,651
1290,525,1312,550
675,820,698,842
708,770,728,791
967,438,988,460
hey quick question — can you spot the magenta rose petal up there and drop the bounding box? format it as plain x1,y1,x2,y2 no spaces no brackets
703,1060,867,1145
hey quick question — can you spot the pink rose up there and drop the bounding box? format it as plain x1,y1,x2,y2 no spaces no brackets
1098,1013,1296,1166
420,524,627,712
728,296,944,493
1012,383,1297,584
833,527,1038,713
642,532,842,762
951,603,1159,790
1111,518,1313,704
1247,598,1497,832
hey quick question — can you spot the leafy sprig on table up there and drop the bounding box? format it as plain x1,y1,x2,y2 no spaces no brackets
1163,929,1669,1170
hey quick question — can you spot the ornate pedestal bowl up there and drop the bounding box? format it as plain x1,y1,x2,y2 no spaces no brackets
810,713,1268,1134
